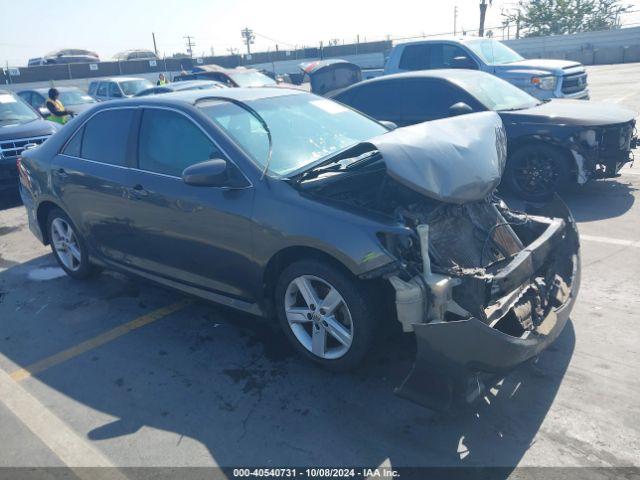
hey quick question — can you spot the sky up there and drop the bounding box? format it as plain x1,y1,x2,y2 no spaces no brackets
2,0,640,66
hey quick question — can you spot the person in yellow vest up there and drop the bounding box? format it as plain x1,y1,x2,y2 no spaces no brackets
45,88,72,125
157,73,168,86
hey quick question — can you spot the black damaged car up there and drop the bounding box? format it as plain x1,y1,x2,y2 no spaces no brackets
331,69,637,200
18,88,580,410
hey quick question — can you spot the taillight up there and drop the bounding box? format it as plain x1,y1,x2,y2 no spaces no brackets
17,157,32,189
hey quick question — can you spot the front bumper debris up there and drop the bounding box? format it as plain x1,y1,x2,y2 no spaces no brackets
394,195,581,411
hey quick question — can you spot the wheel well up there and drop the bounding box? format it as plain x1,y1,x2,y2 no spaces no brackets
509,139,576,178
36,201,60,245
261,247,356,313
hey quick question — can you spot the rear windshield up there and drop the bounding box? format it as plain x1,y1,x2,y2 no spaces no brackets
228,71,277,87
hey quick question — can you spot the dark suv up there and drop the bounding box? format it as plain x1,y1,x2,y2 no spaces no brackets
0,90,59,194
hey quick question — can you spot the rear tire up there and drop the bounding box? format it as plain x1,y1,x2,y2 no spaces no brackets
275,259,378,371
504,144,572,201
47,208,98,280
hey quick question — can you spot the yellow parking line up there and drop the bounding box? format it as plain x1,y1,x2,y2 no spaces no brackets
10,299,191,382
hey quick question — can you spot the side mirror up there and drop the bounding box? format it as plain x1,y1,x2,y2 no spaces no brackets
182,159,231,187
379,120,398,131
449,102,474,116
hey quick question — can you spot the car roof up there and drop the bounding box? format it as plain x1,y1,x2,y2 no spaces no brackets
169,80,224,90
337,68,487,92
118,86,305,107
89,77,150,83
394,36,488,47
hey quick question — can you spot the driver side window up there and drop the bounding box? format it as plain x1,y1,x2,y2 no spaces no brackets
138,109,224,177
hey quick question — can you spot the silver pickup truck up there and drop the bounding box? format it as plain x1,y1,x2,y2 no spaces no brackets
384,38,589,100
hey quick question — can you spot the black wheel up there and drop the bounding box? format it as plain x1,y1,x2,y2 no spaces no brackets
47,208,99,279
275,259,378,371
504,144,572,201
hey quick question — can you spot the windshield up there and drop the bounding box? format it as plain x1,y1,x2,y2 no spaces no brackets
451,72,540,111
59,90,96,105
120,79,153,96
0,94,39,126
465,39,524,65
228,71,277,87
199,93,387,175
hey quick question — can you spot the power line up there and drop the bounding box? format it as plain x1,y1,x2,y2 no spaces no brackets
183,35,195,58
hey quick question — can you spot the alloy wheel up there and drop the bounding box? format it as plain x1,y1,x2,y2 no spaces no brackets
51,218,82,272
284,275,353,360
514,151,558,195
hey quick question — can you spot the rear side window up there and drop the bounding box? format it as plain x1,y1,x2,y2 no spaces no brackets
63,127,83,157
399,44,430,70
347,82,401,120
138,109,223,177
81,109,135,166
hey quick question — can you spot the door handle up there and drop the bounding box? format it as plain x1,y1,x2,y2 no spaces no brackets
129,184,148,198
54,168,69,178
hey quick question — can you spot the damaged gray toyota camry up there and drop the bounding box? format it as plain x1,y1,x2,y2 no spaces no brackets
18,88,580,410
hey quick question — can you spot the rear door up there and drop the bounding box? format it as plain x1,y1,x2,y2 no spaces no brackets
118,106,256,300
53,107,139,262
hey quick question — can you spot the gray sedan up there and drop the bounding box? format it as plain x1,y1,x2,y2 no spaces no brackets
17,88,580,410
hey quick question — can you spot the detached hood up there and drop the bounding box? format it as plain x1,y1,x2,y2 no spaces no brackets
299,59,362,96
494,58,583,76
371,112,507,204
504,99,637,127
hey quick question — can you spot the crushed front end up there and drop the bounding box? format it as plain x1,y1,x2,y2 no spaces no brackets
386,194,580,411
295,112,581,411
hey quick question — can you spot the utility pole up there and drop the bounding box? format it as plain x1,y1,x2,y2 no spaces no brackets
152,32,158,55
240,28,255,56
479,0,492,37
454,6,458,35
183,35,196,58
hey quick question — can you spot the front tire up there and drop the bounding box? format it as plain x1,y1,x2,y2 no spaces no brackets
47,208,98,279
275,260,377,371
504,144,572,201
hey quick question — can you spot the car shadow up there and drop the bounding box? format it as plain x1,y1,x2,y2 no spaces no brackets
0,257,575,474
500,177,636,223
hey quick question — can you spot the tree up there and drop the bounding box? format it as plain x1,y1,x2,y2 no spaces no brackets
479,0,493,37
502,0,629,37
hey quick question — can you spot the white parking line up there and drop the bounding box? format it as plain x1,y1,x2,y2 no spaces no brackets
581,234,640,248
0,366,128,477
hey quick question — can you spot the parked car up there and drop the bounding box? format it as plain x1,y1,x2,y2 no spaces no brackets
113,50,158,61
332,69,636,199
18,88,580,410
299,59,362,96
18,87,97,119
175,65,298,89
40,49,100,65
0,90,59,194
384,38,589,100
88,77,154,101
135,80,227,97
